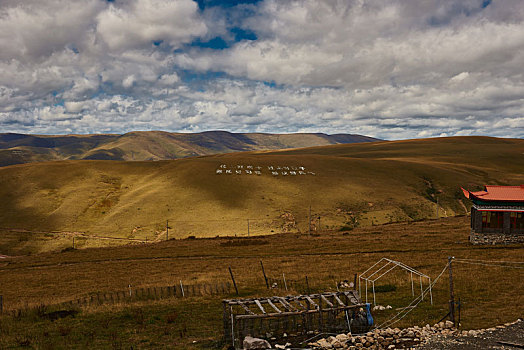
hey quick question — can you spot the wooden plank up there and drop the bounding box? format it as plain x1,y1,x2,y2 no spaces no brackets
266,299,282,313
305,296,318,309
238,302,255,315
254,300,266,314
321,294,334,307
292,298,308,310
233,305,365,320
333,294,345,306
497,341,524,349
343,291,360,305
277,297,297,312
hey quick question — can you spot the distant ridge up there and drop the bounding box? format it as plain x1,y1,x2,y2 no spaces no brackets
0,131,380,166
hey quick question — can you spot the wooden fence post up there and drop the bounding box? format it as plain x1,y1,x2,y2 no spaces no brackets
229,267,239,296
448,256,455,326
223,301,229,343
306,275,310,294
260,260,269,289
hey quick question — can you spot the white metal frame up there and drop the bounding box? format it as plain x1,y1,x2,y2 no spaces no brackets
358,258,433,306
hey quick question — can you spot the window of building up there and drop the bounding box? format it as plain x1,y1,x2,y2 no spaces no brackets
481,211,504,229
510,212,524,229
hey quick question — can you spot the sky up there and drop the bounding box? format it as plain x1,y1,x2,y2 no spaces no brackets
0,0,523,140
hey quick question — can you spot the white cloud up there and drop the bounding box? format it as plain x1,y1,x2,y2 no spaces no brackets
96,0,207,52
64,101,86,113
0,0,523,139
122,75,136,89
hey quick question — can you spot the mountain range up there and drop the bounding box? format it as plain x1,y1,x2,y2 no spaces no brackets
0,131,379,167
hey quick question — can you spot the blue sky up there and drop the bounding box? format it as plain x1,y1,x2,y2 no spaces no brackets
0,0,523,139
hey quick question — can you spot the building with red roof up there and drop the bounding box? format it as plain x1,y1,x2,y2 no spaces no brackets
462,185,524,242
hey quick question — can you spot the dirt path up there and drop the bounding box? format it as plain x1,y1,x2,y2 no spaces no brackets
420,320,524,349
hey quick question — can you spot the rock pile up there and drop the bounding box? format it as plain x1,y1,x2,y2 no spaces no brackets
307,319,523,349
243,319,522,349
308,320,456,349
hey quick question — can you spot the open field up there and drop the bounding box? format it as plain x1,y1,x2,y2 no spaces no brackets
1,136,523,255
0,216,522,348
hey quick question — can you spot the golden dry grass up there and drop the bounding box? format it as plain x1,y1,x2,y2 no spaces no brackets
0,216,522,330
1,136,523,256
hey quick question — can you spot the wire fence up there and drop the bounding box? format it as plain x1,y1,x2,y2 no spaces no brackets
0,281,232,316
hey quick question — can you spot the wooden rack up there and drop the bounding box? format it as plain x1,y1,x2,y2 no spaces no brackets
223,291,372,349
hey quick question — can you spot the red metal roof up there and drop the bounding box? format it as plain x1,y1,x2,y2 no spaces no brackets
462,185,524,202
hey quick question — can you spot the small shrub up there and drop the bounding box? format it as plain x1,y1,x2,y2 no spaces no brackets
133,309,145,326
166,310,177,324
15,336,32,347
35,304,48,318
57,325,72,336
219,239,268,247
42,309,79,321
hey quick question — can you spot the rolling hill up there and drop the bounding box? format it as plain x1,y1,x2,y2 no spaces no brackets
0,136,523,254
0,131,379,167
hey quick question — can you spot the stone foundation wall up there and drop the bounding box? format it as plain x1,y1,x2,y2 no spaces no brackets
470,231,524,244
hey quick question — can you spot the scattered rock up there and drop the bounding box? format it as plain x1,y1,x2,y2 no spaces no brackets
305,319,521,349
243,336,272,349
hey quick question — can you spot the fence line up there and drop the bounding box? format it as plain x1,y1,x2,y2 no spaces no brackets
267,276,309,293
1,281,232,315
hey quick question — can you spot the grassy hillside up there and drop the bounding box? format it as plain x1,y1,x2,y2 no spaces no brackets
0,131,378,166
0,136,523,254
0,216,522,349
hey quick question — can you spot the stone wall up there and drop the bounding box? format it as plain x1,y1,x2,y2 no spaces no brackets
470,231,524,244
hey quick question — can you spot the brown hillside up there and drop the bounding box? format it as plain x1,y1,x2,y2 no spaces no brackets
0,136,523,254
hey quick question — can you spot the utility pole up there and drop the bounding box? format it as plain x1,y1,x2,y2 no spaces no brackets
448,256,455,326
247,219,250,237
318,216,321,233
166,220,169,240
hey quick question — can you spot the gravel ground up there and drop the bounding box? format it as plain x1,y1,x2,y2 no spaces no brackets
419,321,524,350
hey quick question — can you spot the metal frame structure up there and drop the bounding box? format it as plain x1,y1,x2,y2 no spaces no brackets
359,258,433,306
223,291,371,349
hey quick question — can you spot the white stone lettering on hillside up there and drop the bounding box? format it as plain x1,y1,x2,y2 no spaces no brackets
215,164,316,176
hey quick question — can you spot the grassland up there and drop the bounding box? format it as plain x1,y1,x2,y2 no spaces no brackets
0,135,522,348
0,216,522,349
0,136,523,255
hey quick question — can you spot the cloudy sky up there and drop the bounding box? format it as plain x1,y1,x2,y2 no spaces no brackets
0,0,523,139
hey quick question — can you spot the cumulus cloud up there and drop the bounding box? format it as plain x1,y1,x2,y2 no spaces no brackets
0,0,523,139
96,0,207,51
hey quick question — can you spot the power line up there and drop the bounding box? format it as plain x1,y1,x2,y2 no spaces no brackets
453,258,524,265
453,260,524,269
